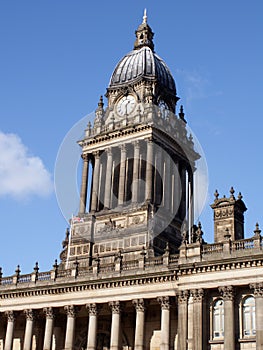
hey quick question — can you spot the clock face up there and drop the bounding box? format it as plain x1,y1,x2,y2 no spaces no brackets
116,95,136,117
158,99,169,119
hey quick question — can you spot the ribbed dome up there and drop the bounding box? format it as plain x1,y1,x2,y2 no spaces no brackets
109,46,176,94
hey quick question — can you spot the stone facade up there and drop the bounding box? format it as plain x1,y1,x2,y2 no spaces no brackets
0,12,263,350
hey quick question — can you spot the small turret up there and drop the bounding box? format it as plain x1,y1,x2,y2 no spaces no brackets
134,9,154,51
211,187,247,242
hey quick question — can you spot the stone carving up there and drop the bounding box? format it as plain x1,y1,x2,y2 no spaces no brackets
24,309,35,321
178,290,189,303
86,303,98,316
64,305,78,318
219,285,234,301
157,296,170,310
191,289,204,303
43,307,55,319
132,299,146,312
5,310,15,322
250,282,263,297
109,301,122,314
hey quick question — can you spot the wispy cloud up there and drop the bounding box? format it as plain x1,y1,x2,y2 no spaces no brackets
176,68,222,104
0,131,53,200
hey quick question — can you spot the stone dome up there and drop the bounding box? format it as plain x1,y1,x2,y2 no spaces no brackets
109,46,176,94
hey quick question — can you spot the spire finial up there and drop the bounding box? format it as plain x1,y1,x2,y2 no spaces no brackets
143,8,147,24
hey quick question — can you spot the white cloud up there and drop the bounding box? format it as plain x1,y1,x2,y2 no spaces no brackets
0,131,53,199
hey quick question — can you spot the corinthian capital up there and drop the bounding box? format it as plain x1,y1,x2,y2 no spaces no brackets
132,299,146,312
191,289,204,303
250,282,263,297
178,290,189,304
157,296,170,310
86,303,99,316
109,301,122,314
5,310,16,322
24,309,35,321
219,285,234,301
64,305,78,318
43,307,55,319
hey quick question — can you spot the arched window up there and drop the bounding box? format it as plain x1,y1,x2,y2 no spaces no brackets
213,299,224,339
243,296,256,336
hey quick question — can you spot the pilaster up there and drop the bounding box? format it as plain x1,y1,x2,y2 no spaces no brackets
177,290,189,350
191,289,204,350
250,282,263,349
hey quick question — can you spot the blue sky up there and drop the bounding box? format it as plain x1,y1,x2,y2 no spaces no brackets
0,1,262,275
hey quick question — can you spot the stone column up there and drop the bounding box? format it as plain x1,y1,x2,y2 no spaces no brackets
109,301,122,350
43,307,55,350
64,306,77,350
23,309,35,350
172,161,180,214
164,154,171,211
177,290,189,350
118,145,127,206
251,283,263,349
157,296,170,350
90,152,100,212
179,164,187,220
191,289,204,350
4,311,15,350
219,286,235,350
86,304,98,350
104,148,113,209
79,154,89,214
132,299,146,350
154,145,162,205
145,139,153,202
132,141,140,204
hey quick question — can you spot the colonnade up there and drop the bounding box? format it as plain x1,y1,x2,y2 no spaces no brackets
2,285,263,349
1,297,172,350
79,138,193,223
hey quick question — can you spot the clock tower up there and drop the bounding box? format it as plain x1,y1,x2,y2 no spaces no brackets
60,11,200,268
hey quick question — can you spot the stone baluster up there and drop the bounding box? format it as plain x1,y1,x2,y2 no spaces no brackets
43,307,55,350
118,145,127,206
132,299,146,350
64,306,78,350
4,311,16,350
145,139,153,202
109,301,122,350
23,309,35,350
177,290,189,350
250,282,263,349
191,289,204,350
219,286,235,350
132,141,140,204
104,148,113,209
157,296,170,350
86,303,99,350
79,154,89,214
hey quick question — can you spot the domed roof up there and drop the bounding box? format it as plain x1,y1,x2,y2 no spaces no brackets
109,46,176,94
108,11,176,95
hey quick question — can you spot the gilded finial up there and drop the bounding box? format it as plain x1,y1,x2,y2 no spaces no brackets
143,8,147,24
